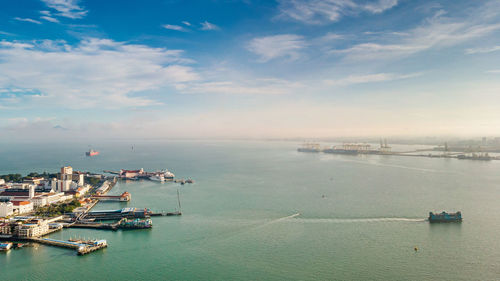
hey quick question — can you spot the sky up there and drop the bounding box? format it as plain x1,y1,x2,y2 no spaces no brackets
1,0,500,141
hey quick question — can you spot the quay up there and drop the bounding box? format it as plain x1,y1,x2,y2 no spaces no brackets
91,191,131,202
30,237,107,255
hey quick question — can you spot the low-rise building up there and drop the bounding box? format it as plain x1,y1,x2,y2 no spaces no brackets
0,202,14,217
12,201,34,214
16,221,49,238
0,222,12,235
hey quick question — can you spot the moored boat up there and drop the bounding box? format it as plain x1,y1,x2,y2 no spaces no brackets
0,242,13,251
149,175,165,182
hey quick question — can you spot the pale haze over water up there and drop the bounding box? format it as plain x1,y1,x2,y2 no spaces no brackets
1,141,499,280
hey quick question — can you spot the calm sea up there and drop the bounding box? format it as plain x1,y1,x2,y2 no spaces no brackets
0,140,499,280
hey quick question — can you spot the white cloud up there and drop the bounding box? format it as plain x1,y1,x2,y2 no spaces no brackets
486,69,500,74
277,0,398,24
200,21,219,30
183,79,302,95
363,0,398,13
0,38,199,109
318,32,343,42
14,17,42,24
332,11,500,60
41,16,60,23
41,0,88,19
465,45,500,55
182,21,191,26
324,72,422,86
162,24,186,31
247,34,306,62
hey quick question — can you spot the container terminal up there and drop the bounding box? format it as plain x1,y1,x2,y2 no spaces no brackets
298,140,499,161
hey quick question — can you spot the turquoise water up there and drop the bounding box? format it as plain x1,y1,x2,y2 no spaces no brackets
0,140,499,280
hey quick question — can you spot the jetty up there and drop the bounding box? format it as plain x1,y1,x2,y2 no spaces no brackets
29,237,107,255
91,191,131,202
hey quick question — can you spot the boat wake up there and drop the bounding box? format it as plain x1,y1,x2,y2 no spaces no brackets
256,213,301,228
288,217,426,223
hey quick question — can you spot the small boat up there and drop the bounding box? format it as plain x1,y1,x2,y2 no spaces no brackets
0,242,13,251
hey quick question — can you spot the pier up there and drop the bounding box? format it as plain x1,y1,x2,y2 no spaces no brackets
29,237,107,255
91,191,131,202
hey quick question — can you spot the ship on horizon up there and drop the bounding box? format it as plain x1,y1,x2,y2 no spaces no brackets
86,149,100,157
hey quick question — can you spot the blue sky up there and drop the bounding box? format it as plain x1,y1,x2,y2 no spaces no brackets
1,0,500,140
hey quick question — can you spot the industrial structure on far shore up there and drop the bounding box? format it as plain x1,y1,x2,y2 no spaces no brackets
298,138,500,161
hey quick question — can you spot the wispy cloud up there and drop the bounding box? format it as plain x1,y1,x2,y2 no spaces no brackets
182,21,191,26
465,45,500,55
41,16,60,23
324,72,422,86
332,11,500,60
183,79,302,95
0,38,198,108
162,24,186,31
14,17,42,24
485,69,500,74
200,21,219,30
247,34,306,62
277,0,398,24
41,0,88,19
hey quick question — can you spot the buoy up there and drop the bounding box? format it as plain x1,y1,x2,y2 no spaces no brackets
414,246,418,252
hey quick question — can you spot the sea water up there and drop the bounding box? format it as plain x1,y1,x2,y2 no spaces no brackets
0,140,499,280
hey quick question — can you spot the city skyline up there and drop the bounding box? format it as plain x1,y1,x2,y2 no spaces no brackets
2,0,500,140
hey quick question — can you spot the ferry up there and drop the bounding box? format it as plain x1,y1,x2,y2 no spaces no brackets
149,175,165,182
428,211,462,223
118,218,152,229
0,242,13,251
86,149,100,157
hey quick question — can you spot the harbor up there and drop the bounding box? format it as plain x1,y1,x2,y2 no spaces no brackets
0,165,183,256
298,140,500,161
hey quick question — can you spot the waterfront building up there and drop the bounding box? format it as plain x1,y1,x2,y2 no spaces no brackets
16,221,49,238
0,202,14,217
0,222,12,235
12,201,34,214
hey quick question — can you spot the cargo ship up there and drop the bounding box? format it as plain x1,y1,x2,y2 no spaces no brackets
428,211,462,223
297,143,321,153
86,149,100,157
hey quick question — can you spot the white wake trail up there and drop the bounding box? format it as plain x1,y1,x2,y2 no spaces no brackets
289,217,426,223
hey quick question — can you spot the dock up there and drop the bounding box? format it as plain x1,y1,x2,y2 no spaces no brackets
29,237,107,255
91,191,131,202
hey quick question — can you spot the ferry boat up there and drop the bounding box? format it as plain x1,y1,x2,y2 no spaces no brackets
428,211,462,223
86,149,100,157
149,175,165,182
0,242,13,251
118,218,152,229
